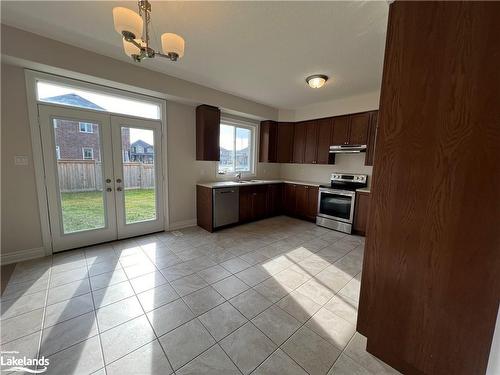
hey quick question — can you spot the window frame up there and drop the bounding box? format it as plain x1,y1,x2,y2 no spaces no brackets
82,147,94,160
217,117,257,179
79,122,94,133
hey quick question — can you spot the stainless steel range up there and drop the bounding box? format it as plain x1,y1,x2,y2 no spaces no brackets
316,173,368,234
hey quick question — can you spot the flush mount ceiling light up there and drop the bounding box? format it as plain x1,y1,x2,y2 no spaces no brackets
306,74,328,89
113,1,184,63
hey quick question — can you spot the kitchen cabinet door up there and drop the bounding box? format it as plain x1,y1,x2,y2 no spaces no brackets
266,183,282,217
253,185,268,220
349,112,370,145
276,122,294,163
304,120,319,164
196,105,220,161
331,116,350,146
316,118,333,164
353,192,370,235
365,111,378,166
239,186,253,223
282,183,297,216
295,185,309,218
292,122,307,163
259,121,277,163
306,186,319,221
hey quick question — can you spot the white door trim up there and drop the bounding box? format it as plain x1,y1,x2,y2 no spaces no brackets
25,69,169,255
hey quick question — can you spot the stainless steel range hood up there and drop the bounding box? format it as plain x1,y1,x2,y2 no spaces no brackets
329,145,367,153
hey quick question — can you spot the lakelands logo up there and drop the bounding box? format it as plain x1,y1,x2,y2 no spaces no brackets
0,351,50,373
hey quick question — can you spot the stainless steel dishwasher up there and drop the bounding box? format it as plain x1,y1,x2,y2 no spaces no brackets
213,187,239,228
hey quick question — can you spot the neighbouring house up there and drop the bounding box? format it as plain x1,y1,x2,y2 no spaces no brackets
219,147,249,172
47,93,130,161
129,140,154,163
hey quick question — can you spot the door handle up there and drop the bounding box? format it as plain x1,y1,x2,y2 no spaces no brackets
106,187,112,192
116,178,122,183
106,178,111,183
117,187,123,192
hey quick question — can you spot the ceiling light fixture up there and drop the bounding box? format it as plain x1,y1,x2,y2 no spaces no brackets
306,74,328,89
113,1,184,63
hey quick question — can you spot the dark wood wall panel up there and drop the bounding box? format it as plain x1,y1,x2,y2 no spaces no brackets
357,2,500,375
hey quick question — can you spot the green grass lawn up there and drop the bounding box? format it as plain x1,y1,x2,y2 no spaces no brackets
61,188,156,233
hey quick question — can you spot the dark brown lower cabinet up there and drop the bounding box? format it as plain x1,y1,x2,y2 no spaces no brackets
266,183,282,216
198,182,319,231
196,185,213,232
357,2,500,375
239,185,267,223
306,186,319,221
353,192,370,235
283,183,318,222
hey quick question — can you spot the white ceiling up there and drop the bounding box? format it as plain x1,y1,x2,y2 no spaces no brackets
1,1,389,109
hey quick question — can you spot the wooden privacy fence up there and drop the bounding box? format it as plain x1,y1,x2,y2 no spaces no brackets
57,160,154,192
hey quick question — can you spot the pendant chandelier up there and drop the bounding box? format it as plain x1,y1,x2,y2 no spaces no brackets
112,0,185,63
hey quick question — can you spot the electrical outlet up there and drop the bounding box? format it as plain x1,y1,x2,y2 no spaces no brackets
14,155,29,166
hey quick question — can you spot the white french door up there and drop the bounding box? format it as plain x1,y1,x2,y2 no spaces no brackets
38,104,164,252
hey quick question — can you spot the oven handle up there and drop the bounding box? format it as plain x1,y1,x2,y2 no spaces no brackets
318,188,356,197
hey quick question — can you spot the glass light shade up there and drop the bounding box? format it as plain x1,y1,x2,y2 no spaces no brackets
161,33,185,58
306,75,328,89
122,39,145,57
113,7,143,39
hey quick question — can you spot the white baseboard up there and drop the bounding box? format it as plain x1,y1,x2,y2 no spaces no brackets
169,219,197,231
1,247,46,265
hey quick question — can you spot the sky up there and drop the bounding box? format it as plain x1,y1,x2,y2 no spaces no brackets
220,124,250,151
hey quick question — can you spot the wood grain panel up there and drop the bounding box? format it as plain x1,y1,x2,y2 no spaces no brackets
276,122,294,163
357,2,500,375
196,105,220,161
316,118,333,164
196,185,213,232
304,120,319,164
292,122,307,163
353,192,370,235
331,116,350,145
349,112,370,145
259,121,277,162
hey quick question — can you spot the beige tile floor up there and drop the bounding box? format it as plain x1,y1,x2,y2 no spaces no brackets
0,216,401,375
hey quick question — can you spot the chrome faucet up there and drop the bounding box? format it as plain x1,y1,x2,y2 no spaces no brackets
235,173,242,182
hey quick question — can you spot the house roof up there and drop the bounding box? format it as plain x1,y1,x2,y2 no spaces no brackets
131,140,153,149
44,93,105,110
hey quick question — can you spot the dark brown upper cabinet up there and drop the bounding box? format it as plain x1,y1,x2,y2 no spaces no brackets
276,122,294,163
292,121,307,163
316,117,334,164
365,111,378,166
196,105,220,161
349,112,371,145
304,120,319,164
259,120,277,163
331,115,351,145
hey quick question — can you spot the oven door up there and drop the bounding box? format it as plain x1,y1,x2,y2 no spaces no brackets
317,188,356,223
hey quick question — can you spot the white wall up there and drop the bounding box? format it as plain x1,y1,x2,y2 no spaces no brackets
1,64,44,256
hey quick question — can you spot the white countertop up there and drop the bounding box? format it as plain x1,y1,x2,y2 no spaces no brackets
197,179,325,189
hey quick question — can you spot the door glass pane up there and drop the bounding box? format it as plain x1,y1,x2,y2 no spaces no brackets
53,118,106,233
121,127,157,224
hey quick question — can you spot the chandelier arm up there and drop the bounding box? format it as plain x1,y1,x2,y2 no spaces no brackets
126,38,143,49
